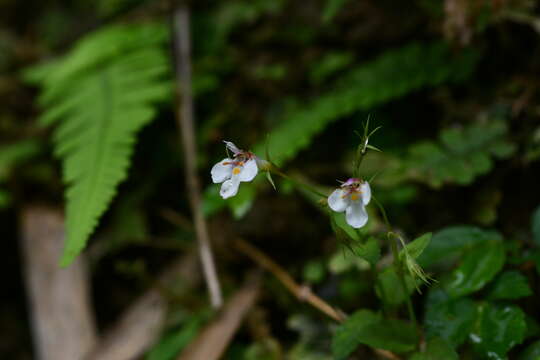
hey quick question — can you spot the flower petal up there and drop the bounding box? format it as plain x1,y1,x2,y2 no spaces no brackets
328,189,349,212
211,158,233,183
345,201,368,228
239,158,258,182
223,141,241,155
361,181,371,205
220,176,241,199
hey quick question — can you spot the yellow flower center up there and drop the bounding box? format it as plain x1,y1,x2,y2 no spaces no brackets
232,167,241,175
350,193,359,201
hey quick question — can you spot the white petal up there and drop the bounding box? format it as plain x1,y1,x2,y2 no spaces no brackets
239,159,258,182
220,176,240,199
224,141,241,155
211,158,233,183
345,202,368,228
328,189,349,212
361,181,371,205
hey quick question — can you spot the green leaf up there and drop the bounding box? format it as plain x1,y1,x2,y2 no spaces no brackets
519,340,540,360
252,42,479,167
470,303,526,359
419,226,502,268
332,310,418,359
445,240,505,298
332,309,380,360
330,211,360,241
0,140,41,180
409,338,458,360
25,23,172,265
407,121,515,188
486,271,532,300
400,232,432,260
532,205,540,246
376,267,416,305
358,318,418,353
354,237,380,267
424,288,477,347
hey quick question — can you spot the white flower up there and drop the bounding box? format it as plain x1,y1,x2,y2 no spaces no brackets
327,178,371,229
211,141,258,199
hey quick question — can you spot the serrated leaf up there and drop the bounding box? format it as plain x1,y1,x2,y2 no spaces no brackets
407,121,515,188
486,271,532,300
424,288,477,347
332,310,380,360
376,267,416,305
445,240,505,298
470,303,526,359
419,226,501,268
409,337,458,360
332,309,418,359
252,42,479,167
25,24,172,266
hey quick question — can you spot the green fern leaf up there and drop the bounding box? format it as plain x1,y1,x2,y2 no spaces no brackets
25,24,172,265
406,121,515,187
253,42,479,166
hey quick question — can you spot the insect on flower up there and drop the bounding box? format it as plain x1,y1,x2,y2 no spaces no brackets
327,178,371,228
211,141,258,199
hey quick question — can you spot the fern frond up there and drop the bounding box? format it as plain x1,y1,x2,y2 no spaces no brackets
26,23,172,265
253,42,479,166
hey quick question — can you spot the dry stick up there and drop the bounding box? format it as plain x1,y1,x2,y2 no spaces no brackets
86,251,201,360
20,206,97,360
172,4,223,308
233,238,345,322
177,274,261,360
233,238,402,360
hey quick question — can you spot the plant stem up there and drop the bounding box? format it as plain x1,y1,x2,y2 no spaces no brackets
373,196,417,326
389,234,417,327
270,165,327,198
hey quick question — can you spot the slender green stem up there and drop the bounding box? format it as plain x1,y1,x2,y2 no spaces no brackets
389,235,417,327
270,166,327,198
373,196,417,327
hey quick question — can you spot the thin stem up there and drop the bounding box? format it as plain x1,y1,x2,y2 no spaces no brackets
389,234,417,327
270,165,327,198
172,5,223,308
373,196,417,326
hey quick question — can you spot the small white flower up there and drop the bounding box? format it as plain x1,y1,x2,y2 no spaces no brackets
327,178,371,229
211,141,258,199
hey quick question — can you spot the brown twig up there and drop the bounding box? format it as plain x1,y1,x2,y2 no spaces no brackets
233,238,403,360
233,238,345,322
172,4,223,308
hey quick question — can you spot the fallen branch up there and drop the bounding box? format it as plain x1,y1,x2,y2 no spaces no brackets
85,252,200,360
177,273,261,360
20,205,97,360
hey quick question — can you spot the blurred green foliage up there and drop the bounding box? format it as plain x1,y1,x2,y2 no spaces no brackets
1,0,540,358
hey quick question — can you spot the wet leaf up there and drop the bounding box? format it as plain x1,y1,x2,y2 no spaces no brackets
445,240,505,298
409,337,458,360
486,271,532,300
424,288,477,347
470,303,526,359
